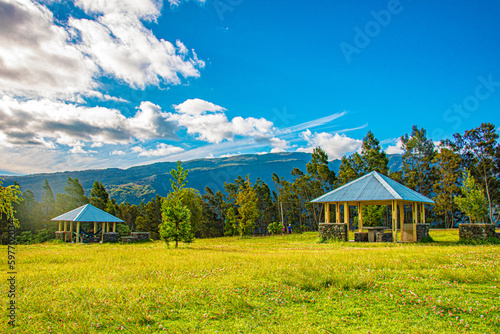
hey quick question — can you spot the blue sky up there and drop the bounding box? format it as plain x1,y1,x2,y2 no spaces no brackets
1,0,499,175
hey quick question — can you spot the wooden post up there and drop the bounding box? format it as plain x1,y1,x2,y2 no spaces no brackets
412,202,417,242
399,202,404,242
336,203,341,224
113,222,116,233
358,202,363,232
325,203,330,223
58,221,62,232
94,222,97,234
76,222,80,244
392,201,397,242
70,221,73,243
421,204,426,224
344,202,349,226
101,222,105,241
64,221,67,242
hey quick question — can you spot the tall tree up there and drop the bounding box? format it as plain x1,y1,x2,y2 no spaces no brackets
90,181,109,211
360,131,389,175
57,177,89,213
432,145,462,228
449,123,500,224
160,161,193,248
400,125,436,197
41,179,56,223
235,177,259,236
0,179,23,227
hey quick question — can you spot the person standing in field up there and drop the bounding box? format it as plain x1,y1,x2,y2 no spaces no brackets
288,224,292,234
282,225,286,235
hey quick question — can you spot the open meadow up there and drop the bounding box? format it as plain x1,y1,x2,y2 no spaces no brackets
3,230,500,333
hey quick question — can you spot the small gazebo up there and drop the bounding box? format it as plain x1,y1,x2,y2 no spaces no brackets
52,204,124,243
311,171,434,242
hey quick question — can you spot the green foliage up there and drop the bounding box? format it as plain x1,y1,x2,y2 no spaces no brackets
160,200,193,247
354,205,385,227
454,171,488,223
267,221,282,235
160,162,193,248
224,206,237,236
0,178,23,227
35,228,56,243
90,181,109,211
116,223,131,237
236,177,259,236
400,125,436,197
135,196,162,239
165,188,203,235
450,122,500,224
16,230,33,245
108,183,156,205
432,146,462,228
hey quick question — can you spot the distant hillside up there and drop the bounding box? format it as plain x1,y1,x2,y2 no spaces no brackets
2,152,402,205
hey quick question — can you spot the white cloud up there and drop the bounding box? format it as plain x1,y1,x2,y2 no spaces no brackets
132,143,184,157
168,0,206,7
297,129,362,160
0,97,177,150
220,152,240,158
385,138,404,155
171,98,275,143
0,0,204,100
110,150,126,156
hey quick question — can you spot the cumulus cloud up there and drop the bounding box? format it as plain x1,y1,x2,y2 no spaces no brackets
0,97,177,151
171,98,276,143
297,129,362,160
110,150,126,156
132,143,184,157
385,138,404,155
0,0,204,99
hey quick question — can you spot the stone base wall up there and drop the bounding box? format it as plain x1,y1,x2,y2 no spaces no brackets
121,236,138,243
103,232,119,243
376,232,393,242
416,224,430,241
459,224,497,241
131,232,150,241
319,223,348,242
354,232,368,242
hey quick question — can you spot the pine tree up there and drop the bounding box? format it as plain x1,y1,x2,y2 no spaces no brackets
235,177,259,236
449,123,500,224
90,181,109,210
400,125,436,197
160,161,193,248
41,179,56,222
432,145,462,228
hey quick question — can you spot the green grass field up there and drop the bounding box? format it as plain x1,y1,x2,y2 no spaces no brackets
3,230,499,333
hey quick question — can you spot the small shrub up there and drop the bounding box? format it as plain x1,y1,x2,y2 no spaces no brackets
116,223,131,237
267,221,282,235
16,231,34,245
35,229,56,243
458,236,500,245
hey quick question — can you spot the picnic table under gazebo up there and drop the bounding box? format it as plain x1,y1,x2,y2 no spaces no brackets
311,171,434,242
51,204,124,243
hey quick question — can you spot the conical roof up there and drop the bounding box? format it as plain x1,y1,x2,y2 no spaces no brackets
311,171,434,204
51,204,125,222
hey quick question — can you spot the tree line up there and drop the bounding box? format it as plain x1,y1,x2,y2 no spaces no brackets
1,122,498,244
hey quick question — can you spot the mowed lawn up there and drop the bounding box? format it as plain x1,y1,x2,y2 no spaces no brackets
4,230,500,333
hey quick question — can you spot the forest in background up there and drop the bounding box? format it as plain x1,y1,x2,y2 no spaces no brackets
1,122,499,244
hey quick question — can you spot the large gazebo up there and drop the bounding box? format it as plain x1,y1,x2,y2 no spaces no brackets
311,171,434,242
52,204,124,243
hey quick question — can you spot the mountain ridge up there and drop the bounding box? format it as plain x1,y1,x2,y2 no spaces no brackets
2,152,402,205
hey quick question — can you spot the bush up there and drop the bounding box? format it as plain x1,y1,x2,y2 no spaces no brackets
35,229,56,243
16,231,34,245
116,223,131,237
267,221,282,235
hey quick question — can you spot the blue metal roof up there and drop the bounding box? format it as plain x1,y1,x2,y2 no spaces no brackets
51,204,125,222
311,171,434,204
